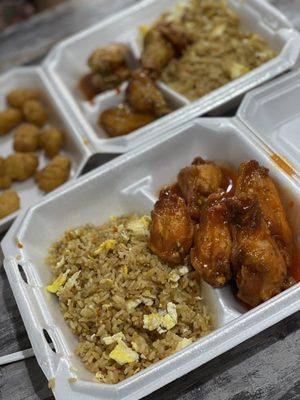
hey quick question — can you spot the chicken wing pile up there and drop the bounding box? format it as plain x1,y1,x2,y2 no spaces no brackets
0,87,72,219
78,0,277,138
79,39,174,137
149,158,296,307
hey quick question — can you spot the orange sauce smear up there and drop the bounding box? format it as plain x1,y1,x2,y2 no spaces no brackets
271,153,295,176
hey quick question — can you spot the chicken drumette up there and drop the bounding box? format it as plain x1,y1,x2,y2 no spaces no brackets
99,104,155,137
149,189,194,265
141,28,174,75
80,43,131,99
177,157,225,220
141,22,191,75
235,160,294,267
191,193,232,287
227,195,287,307
126,69,171,117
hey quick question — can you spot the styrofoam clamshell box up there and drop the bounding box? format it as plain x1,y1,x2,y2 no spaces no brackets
2,69,300,399
238,68,300,176
44,0,300,154
0,66,93,234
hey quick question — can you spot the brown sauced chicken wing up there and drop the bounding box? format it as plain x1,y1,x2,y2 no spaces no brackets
0,157,12,189
6,88,40,109
91,66,131,93
191,193,232,287
35,155,71,193
99,104,156,137
39,127,64,158
5,153,38,181
126,69,171,117
13,123,40,152
22,100,47,127
235,160,294,268
0,190,20,219
141,28,175,75
149,189,194,265
81,43,131,100
177,157,225,220
156,22,192,56
80,67,131,100
0,108,22,135
227,195,287,307
88,43,130,74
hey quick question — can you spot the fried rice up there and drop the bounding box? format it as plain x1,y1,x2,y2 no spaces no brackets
160,0,277,100
46,214,212,384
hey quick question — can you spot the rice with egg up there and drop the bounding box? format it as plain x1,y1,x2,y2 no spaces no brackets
160,0,277,100
46,215,212,384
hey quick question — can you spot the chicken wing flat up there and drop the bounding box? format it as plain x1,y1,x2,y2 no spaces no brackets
177,157,225,220
156,22,192,56
191,193,232,287
99,104,156,137
141,28,174,75
80,67,131,100
235,160,294,267
228,195,287,307
126,69,171,117
149,191,194,265
88,43,130,74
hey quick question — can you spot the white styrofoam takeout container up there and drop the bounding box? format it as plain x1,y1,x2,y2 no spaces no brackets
44,0,300,154
238,68,300,175
0,66,93,234
2,68,300,399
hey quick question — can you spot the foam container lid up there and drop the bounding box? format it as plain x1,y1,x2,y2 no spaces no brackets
238,69,300,175
0,67,93,234
1,113,300,399
44,0,300,154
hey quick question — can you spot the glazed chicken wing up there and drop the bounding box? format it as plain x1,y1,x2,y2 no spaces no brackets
235,160,294,267
177,157,225,220
149,191,194,265
228,195,287,307
141,28,174,75
88,43,130,74
156,22,191,56
191,193,232,287
99,104,155,137
80,67,131,100
126,69,171,117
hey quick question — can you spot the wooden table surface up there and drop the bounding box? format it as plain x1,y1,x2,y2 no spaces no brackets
0,1,299,399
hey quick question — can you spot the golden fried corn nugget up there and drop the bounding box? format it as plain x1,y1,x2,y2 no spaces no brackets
0,157,12,189
0,190,20,219
0,108,22,135
6,153,39,181
39,127,64,158
22,100,47,127
14,123,40,152
35,155,71,193
7,88,40,108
